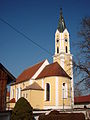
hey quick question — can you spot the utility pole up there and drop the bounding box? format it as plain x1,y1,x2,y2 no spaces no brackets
63,88,64,111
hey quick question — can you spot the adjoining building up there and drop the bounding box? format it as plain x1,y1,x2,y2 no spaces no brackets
10,9,74,110
0,63,15,111
6,91,10,110
74,95,90,108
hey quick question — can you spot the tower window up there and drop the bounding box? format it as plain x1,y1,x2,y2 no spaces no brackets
65,46,68,53
46,83,50,101
57,47,59,54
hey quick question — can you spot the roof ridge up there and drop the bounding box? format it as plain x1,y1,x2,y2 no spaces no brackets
15,59,47,84
24,59,46,71
42,61,58,68
0,63,16,80
42,62,70,75
36,62,71,79
22,82,44,91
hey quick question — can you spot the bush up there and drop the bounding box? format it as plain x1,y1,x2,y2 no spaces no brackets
39,111,85,120
11,97,33,120
48,110,60,115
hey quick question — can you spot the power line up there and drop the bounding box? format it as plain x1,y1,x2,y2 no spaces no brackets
0,18,53,56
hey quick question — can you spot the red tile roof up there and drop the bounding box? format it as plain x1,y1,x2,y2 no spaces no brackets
7,98,16,103
15,60,45,84
36,62,71,79
74,95,90,104
22,82,44,91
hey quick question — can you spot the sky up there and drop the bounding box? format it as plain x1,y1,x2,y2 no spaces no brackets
0,0,90,79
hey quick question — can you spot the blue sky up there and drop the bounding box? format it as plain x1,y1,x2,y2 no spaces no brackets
0,0,90,78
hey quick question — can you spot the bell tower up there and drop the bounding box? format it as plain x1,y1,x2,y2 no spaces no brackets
53,8,71,76
53,8,74,107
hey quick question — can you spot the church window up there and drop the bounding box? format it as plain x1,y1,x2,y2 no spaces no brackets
20,87,22,97
65,46,68,53
46,83,50,101
62,83,68,98
26,93,28,98
57,47,59,54
23,93,25,97
63,83,65,86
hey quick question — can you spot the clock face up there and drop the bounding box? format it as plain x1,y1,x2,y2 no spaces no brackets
57,39,59,43
65,39,67,42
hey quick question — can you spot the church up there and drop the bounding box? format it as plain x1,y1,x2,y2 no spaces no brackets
10,9,74,110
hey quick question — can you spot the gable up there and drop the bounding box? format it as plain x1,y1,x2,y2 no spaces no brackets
0,63,16,84
22,82,44,91
14,59,49,84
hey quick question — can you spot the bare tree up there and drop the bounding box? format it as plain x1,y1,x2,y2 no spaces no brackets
74,85,82,97
73,17,90,91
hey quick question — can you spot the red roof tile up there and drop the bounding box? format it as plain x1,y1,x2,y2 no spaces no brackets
22,82,44,91
36,62,71,79
7,98,16,103
15,60,45,84
74,95,90,104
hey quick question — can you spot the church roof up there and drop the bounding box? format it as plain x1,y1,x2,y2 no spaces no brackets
57,8,66,32
14,60,45,84
22,82,44,91
36,62,71,79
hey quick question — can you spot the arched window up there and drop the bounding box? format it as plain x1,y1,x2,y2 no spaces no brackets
65,46,68,53
46,83,50,101
57,47,59,54
62,83,68,98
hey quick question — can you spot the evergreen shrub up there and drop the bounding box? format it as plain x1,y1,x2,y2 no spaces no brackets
11,97,33,120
